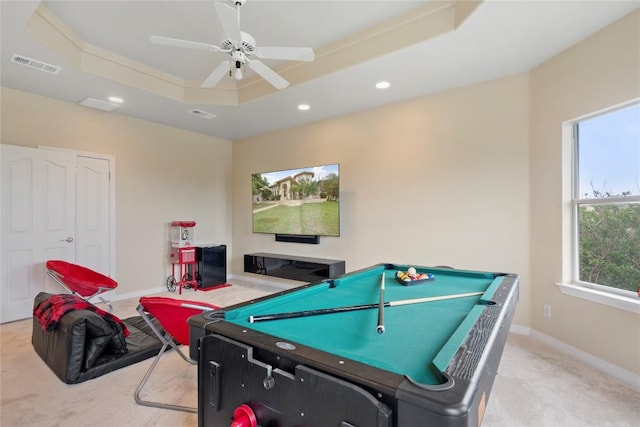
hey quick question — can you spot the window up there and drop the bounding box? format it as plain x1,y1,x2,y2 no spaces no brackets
572,102,640,298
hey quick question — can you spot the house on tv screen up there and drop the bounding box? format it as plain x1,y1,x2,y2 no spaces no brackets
270,171,314,201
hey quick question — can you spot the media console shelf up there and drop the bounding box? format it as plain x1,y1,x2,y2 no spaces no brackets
244,253,345,283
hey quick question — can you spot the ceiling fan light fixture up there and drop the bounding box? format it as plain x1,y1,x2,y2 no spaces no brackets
150,0,314,90
234,60,244,80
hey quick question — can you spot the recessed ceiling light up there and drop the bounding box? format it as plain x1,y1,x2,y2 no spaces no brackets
297,104,310,111
376,81,391,89
108,96,124,103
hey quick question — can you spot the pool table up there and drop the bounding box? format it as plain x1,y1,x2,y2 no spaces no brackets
189,263,519,427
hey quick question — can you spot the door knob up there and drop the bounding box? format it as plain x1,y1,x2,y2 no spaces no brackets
60,237,74,243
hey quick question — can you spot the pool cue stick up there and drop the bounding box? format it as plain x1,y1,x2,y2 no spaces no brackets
248,291,484,323
377,272,385,334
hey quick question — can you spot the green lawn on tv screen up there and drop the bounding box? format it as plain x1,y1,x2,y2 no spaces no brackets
253,201,339,236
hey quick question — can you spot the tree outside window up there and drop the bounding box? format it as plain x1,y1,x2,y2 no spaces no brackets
573,103,640,295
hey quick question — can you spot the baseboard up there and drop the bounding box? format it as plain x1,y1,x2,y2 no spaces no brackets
109,286,167,302
509,323,640,391
228,273,300,290
507,324,531,336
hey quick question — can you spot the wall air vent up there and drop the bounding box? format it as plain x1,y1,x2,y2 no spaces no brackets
78,97,120,112
189,109,216,119
11,54,61,74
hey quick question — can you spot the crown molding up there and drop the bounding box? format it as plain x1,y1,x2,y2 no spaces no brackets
27,1,482,106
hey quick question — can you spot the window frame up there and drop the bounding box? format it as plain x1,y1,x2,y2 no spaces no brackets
559,100,640,313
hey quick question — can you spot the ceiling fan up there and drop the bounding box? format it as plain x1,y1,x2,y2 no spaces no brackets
149,0,315,89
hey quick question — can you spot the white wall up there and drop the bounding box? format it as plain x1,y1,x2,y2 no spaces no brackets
232,72,532,327
0,87,233,295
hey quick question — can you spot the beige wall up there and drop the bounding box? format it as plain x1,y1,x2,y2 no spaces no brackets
529,10,640,374
1,87,233,295
232,72,532,326
1,8,637,377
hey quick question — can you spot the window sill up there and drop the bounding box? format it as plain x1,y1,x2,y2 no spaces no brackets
556,283,640,314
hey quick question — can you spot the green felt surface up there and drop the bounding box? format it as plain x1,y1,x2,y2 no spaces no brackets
225,264,498,385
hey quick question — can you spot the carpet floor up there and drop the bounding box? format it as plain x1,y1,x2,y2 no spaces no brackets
1,279,638,426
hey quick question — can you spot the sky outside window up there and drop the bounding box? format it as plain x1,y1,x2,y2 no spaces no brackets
577,103,640,197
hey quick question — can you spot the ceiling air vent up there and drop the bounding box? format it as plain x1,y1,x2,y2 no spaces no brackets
11,54,61,74
189,109,216,119
78,97,120,112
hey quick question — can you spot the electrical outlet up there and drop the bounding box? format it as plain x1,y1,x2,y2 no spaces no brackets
543,304,551,318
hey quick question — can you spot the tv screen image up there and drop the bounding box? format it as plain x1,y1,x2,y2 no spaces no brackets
252,163,340,237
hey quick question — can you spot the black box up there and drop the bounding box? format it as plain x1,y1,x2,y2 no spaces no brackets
196,245,226,289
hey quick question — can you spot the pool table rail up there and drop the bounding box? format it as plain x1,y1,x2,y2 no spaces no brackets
396,273,519,425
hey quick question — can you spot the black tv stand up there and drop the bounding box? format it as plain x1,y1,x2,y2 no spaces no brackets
244,253,345,283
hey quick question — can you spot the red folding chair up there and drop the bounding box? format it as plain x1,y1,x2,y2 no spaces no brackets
46,260,118,310
134,296,219,413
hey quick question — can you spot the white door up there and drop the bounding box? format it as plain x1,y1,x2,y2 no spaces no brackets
76,156,111,272
0,145,113,322
1,144,76,322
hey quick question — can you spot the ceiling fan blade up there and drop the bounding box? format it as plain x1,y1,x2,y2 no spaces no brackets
149,35,223,52
214,2,242,43
247,59,290,89
255,47,315,62
202,60,232,87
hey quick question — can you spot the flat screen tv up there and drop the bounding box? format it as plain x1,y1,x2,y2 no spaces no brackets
252,163,340,237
